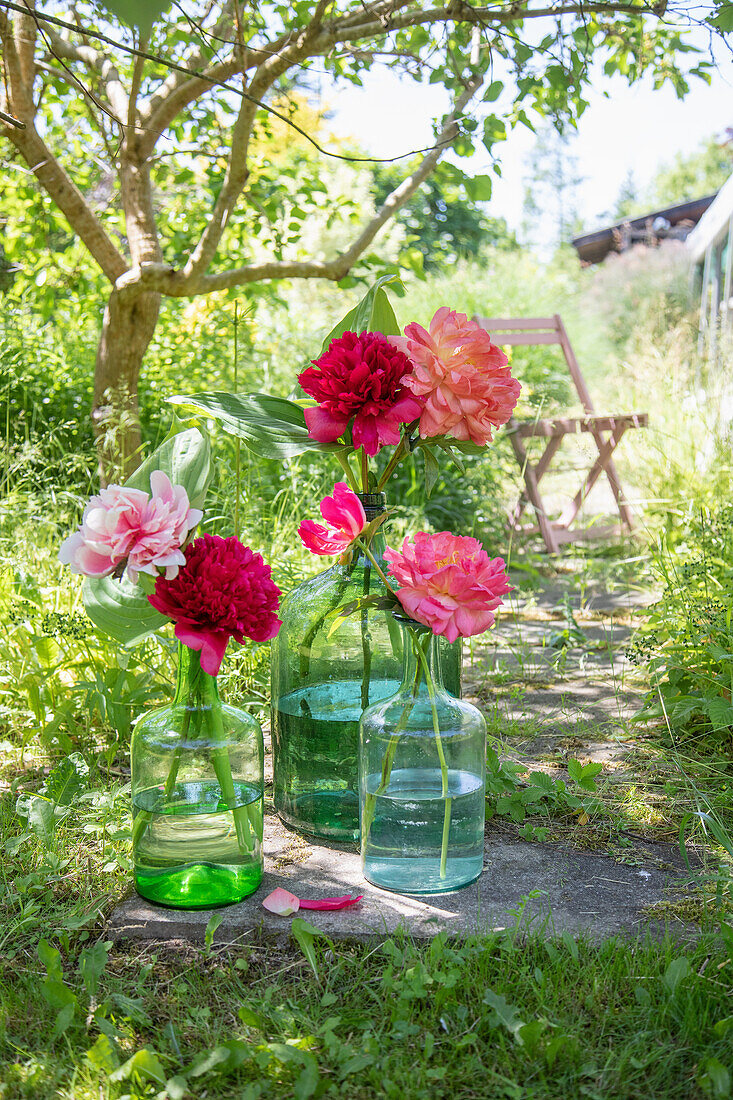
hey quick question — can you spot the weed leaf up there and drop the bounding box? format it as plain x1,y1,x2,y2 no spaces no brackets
205,911,224,950
663,956,690,994
291,917,331,979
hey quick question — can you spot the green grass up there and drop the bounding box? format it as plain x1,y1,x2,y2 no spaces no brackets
2,925,733,1099
3,247,733,1098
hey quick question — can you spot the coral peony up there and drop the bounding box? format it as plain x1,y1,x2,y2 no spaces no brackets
384,531,511,642
298,331,422,456
59,471,202,582
148,534,282,675
298,481,367,556
390,307,520,445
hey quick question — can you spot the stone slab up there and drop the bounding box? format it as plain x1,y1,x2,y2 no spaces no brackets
108,818,698,946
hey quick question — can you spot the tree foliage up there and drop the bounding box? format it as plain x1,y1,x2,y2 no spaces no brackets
0,0,728,477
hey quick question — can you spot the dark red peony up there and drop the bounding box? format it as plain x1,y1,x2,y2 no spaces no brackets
148,534,282,675
298,330,422,456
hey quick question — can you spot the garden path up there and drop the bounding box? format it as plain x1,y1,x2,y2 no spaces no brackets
110,574,703,946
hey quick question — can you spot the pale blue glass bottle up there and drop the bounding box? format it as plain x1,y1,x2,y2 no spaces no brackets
359,614,486,894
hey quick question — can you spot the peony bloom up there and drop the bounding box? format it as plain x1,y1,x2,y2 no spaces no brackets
390,307,521,445
298,331,422,456
298,481,367,556
384,531,512,642
59,471,202,583
148,534,282,675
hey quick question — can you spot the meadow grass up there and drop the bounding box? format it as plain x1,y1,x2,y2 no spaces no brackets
2,248,733,1097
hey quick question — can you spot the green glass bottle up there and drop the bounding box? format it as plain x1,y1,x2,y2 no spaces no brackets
131,643,263,908
271,493,461,842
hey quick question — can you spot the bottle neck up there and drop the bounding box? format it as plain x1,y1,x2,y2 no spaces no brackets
172,642,220,706
339,491,388,571
398,620,445,697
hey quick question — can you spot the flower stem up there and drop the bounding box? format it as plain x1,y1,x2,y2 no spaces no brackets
336,451,360,493
361,448,369,492
361,637,422,842
413,631,451,879
376,436,408,492
205,700,256,856
356,539,397,597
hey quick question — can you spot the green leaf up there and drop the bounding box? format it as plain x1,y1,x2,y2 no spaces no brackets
101,0,171,31
110,1048,167,1086
79,940,111,997
238,1006,265,1030
464,174,493,201
266,1043,319,1100
700,1056,731,1098
82,573,169,647
85,1033,120,1073
706,696,733,731
44,752,89,806
482,988,525,1038
710,3,733,32
663,956,690,994
169,391,346,459
567,759,583,783
326,594,396,637
291,917,331,979
205,911,224,950
126,426,212,512
561,931,579,962
320,274,403,351
83,428,212,645
28,797,56,847
527,771,556,792
483,80,504,102
50,1003,76,1040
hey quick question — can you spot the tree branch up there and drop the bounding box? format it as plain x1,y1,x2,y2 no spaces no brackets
39,26,127,120
112,71,483,300
13,0,36,91
127,31,146,131
337,73,483,270
7,122,127,280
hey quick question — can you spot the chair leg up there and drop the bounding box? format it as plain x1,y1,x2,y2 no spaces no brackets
556,426,627,529
509,431,560,554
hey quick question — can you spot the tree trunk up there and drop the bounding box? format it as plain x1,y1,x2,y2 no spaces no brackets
93,287,161,484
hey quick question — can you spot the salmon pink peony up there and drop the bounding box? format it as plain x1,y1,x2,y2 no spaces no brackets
298,331,422,456
298,481,368,556
384,531,511,642
148,534,282,675
390,307,520,445
58,471,202,582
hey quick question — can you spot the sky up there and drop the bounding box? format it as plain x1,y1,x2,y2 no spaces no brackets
324,38,733,238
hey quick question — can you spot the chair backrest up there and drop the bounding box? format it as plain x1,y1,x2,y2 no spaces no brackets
473,313,595,415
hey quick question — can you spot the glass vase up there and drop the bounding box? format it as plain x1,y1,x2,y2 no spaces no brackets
271,492,461,842
359,614,486,894
131,643,264,909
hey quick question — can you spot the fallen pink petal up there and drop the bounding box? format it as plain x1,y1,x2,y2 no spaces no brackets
261,888,300,915
299,895,363,910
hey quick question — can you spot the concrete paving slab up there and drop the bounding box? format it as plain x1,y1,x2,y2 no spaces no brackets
108,818,698,946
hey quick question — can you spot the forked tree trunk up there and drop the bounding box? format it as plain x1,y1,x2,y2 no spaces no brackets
92,286,161,484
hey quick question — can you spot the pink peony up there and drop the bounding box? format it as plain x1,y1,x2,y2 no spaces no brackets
59,471,202,583
148,534,282,675
298,331,422,456
384,531,512,642
390,307,521,445
298,481,367,556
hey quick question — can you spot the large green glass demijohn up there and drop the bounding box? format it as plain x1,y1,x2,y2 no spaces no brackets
132,643,264,908
271,493,461,842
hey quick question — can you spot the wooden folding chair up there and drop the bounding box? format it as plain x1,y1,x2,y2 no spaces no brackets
473,314,648,554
